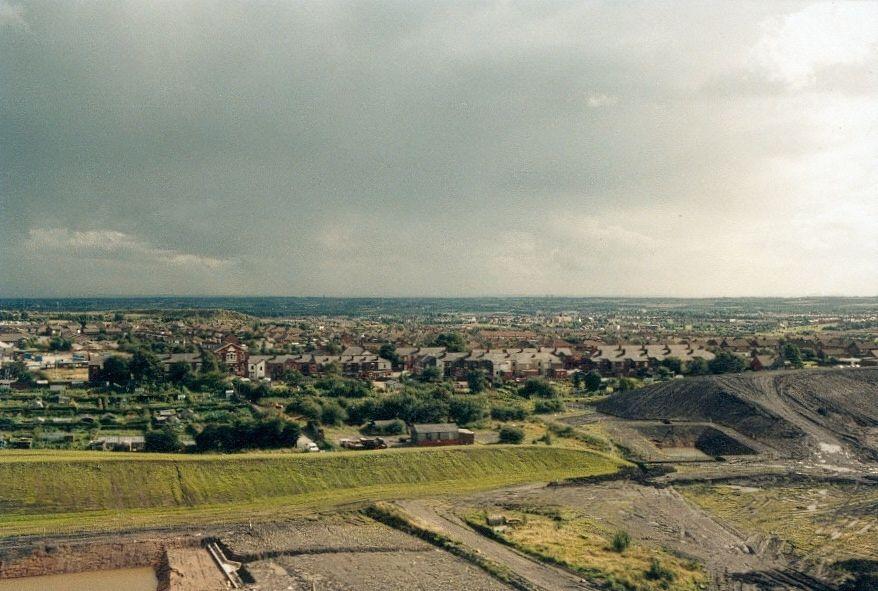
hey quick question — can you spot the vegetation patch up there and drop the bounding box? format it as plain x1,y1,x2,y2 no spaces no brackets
680,480,878,564
0,446,625,537
462,507,706,591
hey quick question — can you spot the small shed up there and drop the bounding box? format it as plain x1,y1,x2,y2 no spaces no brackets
410,423,460,444
410,423,474,446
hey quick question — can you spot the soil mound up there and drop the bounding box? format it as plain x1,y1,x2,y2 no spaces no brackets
597,368,878,461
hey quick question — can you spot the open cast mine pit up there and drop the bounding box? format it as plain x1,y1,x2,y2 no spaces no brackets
634,423,758,457
596,368,878,466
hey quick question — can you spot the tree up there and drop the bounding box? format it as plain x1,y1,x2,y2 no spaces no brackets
419,365,442,383
571,372,585,389
584,370,602,392
686,357,709,376
519,377,557,398
130,350,165,385
466,369,489,393
449,395,488,425
167,361,194,387
144,426,182,452
782,343,804,368
320,400,348,426
286,397,322,422
48,337,72,351
195,418,301,452
379,343,401,367
660,356,682,374
279,368,304,386
409,397,449,423
100,356,131,386
433,332,467,352
708,351,746,374
194,371,227,393
1,361,33,384
498,425,525,444
490,404,528,421
251,416,300,449
237,381,270,403
617,377,636,391
200,350,220,373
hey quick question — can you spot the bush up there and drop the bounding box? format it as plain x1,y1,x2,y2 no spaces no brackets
466,369,489,393
345,397,378,425
490,404,528,421
320,400,348,426
518,378,558,399
449,395,488,425
195,417,300,452
498,425,524,444
418,366,442,383
645,558,675,582
584,370,602,392
686,357,709,375
617,377,636,392
144,426,182,453
314,377,371,398
611,530,630,553
708,351,746,374
236,380,270,403
286,397,322,421
367,418,406,435
432,332,467,352
533,398,564,414
534,432,552,445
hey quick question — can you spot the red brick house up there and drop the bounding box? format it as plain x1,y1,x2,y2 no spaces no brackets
214,342,249,377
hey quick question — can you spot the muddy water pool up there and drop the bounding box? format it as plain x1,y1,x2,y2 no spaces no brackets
0,566,157,591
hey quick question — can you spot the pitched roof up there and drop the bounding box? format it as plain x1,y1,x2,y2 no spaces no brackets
410,423,459,433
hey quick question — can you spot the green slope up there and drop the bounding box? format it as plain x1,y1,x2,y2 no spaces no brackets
0,446,625,537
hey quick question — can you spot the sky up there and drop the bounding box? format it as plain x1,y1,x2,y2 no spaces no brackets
1,0,876,297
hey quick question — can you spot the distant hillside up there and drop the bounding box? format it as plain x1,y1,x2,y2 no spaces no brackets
597,368,878,462
2,296,877,317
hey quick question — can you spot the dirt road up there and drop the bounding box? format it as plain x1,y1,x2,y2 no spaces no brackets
395,498,597,591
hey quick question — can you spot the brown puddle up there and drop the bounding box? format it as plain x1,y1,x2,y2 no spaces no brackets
0,566,157,591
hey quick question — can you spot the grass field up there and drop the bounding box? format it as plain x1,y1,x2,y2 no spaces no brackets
0,446,626,537
681,481,878,563
463,507,706,591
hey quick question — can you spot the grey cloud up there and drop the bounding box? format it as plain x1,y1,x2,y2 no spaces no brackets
1,1,876,296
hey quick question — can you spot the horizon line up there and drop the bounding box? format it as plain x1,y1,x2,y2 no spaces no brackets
1,294,877,300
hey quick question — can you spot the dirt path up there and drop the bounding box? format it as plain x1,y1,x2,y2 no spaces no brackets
395,499,597,591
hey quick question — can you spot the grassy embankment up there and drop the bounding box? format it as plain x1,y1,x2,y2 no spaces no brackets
0,446,626,537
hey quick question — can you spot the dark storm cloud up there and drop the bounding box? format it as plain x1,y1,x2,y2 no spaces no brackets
1,1,876,296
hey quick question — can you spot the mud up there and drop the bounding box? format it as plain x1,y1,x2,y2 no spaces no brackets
0,535,227,591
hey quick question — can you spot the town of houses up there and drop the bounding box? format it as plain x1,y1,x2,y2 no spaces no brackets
2,310,877,389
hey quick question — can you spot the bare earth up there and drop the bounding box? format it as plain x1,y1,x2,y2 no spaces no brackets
397,496,596,591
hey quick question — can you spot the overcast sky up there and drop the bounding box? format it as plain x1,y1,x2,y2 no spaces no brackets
1,1,876,297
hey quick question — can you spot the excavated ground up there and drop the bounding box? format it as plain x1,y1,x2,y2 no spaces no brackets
597,368,878,466
3,369,877,590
